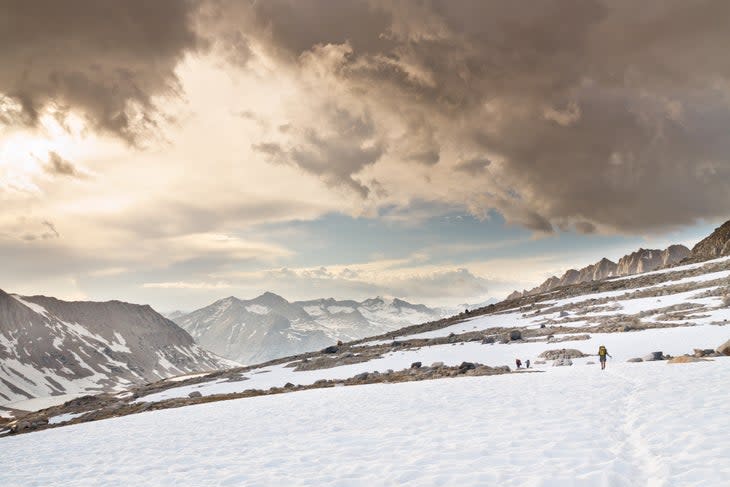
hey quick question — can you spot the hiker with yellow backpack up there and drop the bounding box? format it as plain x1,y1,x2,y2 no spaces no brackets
598,345,612,370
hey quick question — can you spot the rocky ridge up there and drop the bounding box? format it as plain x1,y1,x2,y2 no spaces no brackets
509,244,690,299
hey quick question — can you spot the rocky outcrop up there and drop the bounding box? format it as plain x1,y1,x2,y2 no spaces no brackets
689,220,730,262
508,244,689,299
716,339,730,356
616,246,690,275
539,349,586,360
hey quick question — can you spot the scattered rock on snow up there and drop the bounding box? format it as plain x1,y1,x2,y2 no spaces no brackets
552,358,573,366
716,339,730,356
410,362,422,369
667,356,712,364
627,358,643,363
188,391,202,398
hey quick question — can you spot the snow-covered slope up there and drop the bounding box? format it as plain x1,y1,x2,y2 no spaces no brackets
2,358,728,486
174,293,445,364
0,290,232,407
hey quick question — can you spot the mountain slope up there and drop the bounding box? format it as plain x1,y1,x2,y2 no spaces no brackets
175,294,445,364
0,290,231,405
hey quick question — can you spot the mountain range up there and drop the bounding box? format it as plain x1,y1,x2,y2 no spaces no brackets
507,244,691,299
0,290,231,406
172,293,446,364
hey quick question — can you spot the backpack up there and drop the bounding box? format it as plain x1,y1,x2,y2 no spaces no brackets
598,346,607,357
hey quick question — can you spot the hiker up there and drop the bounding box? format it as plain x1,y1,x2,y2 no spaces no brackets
515,358,522,369
525,359,530,369
598,345,612,370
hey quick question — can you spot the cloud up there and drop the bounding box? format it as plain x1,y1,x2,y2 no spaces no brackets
142,281,232,290
226,0,730,233
0,0,201,141
45,151,81,178
455,158,491,175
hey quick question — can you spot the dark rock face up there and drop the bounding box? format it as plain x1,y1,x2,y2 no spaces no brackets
690,220,730,261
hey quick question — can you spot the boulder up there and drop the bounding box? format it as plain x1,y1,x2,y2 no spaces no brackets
322,345,339,354
481,336,495,344
667,356,711,364
458,362,476,372
716,339,730,356
538,349,585,360
693,348,716,358
626,358,643,363
559,310,570,318
188,391,202,398
431,361,444,368
410,362,422,369
642,352,665,361
353,372,370,381
509,330,522,341
284,382,295,389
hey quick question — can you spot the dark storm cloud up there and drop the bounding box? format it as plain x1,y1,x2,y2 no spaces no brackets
0,0,201,141
227,0,730,233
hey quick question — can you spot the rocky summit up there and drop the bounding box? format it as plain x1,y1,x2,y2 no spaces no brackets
689,220,730,262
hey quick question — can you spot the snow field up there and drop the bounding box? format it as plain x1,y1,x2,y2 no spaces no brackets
2,359,729,486
136,324,730,403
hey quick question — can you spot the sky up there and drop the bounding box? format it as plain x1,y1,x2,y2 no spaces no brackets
0,0,728,312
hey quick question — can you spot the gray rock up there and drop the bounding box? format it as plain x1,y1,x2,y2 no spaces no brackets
188,391,202,398
431,362,444,368
410,362,422,369
627,358,643,363
539,349,585,360
458,362,476,372
642,352,665,361
481,336,495,344
509,330,522,341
